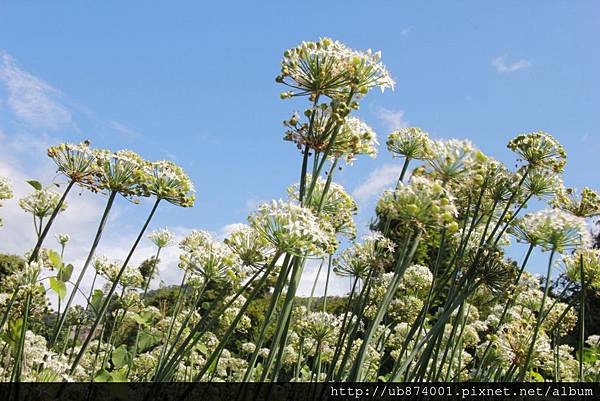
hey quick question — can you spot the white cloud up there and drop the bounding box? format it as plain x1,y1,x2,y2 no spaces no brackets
492,56,531,73
400,27,411,36
217,222,246,240
297,258,352,297
353,164,404,203
0,51,72,129
376,108,408,131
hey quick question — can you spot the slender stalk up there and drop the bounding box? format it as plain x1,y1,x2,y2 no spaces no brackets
51,191,118,347
189,256,281,382
474,243,535,379
10,291,31,382
29,180,75,263
518,247,557,381
322,255,332,311
347,233,421,381
395,157,411,190
69,197,161,374
155,270,189,376
240,255,292,382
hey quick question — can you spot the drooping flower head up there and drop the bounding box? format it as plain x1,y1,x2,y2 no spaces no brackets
284,107,377,164
148,228,176,249
277,38,394,100
288,176,358,240
142,160,195,207
507,131,567,173
386,127,432,160
19,188,68,218
552,187,600,218
178,230,241,282
248,199,334,257
330,117,378,164
47,141,97,185
513,209,590,252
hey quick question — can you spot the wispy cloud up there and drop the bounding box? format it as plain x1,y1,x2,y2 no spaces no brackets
108,120,140,140
376,108,408,131
400,27,411,36
491,56,531,73
352,164,404,203
0,51,72,129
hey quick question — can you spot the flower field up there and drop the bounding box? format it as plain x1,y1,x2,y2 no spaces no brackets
0,38,599,383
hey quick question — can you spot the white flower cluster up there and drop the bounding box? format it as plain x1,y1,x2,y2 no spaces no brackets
148,228,176,248
249,200,334,256
224,224,274,268
386,127,432,160
142,160,195,207
333,233,395,279
514,208,590,251
19,188,68,218
56,233,70,246
288,176,357,240
376,176,457,232
331,116,378,164
295,309,341,342
563,248,600,289
278,37,394,100
507,131,567,173
0,176,13,227
94,256,144,288
178,230,241,282
427,139,477,181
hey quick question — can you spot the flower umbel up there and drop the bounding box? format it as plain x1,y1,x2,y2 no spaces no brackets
249,200,334,256
513,209,590,252
142,160,195,207
19,188,68,218
386,127,432,160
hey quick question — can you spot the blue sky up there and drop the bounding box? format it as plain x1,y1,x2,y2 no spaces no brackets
1,1,599,295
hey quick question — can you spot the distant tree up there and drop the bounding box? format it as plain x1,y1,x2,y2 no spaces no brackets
0,253,25,285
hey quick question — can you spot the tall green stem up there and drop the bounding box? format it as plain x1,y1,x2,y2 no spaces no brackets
518,247,556,381
29,180,75,263
51,191,117,347
69,197,161,374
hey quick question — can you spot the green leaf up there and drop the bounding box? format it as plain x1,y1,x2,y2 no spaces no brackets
26,180,42,191
110,369,128,383
49,277,67,300
128,312,143,325
111,345,130,369
528,370,544,382
197,342,208,356
138,331,161,353
94,369,112,382
90,289,104,314
47,250,61,269
58,264,73,282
